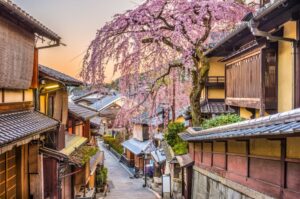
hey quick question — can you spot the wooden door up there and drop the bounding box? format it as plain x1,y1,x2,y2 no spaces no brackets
0,149,17,199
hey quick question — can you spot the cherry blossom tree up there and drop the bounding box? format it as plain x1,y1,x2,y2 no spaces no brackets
81,0,250,126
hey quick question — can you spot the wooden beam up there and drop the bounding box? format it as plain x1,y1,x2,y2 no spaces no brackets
0,101,33,113
2,88,4,103
30,48,39,89
226,98,261,109
211,142,213,167
246,140,250,178
295,20,300,108
260,49,266,117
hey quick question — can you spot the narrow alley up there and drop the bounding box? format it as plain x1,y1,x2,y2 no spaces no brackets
98,141,158,199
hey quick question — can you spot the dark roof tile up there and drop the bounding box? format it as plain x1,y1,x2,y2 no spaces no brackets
39,65,83,86
68,103,98,121
0,0,60,41
180,108,300,141
0,110,59,146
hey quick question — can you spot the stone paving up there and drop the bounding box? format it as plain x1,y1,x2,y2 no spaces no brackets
97,141,158,199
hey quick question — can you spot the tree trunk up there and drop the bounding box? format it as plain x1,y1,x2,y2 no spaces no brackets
190,52,210,126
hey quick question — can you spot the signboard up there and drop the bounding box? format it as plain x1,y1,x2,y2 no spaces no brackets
162,174,171,196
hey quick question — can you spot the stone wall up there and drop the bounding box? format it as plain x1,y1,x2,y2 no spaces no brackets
192,167,273,199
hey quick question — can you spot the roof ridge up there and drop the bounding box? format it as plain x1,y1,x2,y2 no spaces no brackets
186,108,300,137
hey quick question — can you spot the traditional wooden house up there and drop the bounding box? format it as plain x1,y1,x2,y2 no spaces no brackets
38,65,94,199
205,0,300,118
73,89,109,107
180,0,300,198
67,102,103,198
89,93,124,135
182,54,236,123
0,1,63,198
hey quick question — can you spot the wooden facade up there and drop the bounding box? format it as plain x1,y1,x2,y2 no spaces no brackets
0,2,61,198
182,1,300,199
189,138,300,198
225,44,278,114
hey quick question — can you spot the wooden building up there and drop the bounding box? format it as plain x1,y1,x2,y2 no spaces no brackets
38,65,93,199
205,0,300,119
180,0,300,198
0,1,63,198
67,102,103,198
182,57,236,123
89,93,124,135
73,91,124,136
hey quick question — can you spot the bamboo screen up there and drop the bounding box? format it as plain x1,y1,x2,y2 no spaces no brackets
0,149,16,199
226,53,261,99
0,16,34,89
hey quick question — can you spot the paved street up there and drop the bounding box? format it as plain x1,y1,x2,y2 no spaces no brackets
98,141,158,199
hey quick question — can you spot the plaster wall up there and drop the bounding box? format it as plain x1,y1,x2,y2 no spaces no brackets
208,88,225,99
278,21,297,112
208,57,225,76
133,124,144,141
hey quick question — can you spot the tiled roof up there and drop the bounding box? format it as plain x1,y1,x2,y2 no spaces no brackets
39,65,82,86
180,108,300,142
0,0,60,41
122,138,155,155
175,154,194,168
131,106,165,125
151,149,166,164
68,103,98,121
184,101,235,120
201,101,235,114
90,94,122,111
90,116,102,128
205,0,295,57
72,89,109,101
0,110,59,146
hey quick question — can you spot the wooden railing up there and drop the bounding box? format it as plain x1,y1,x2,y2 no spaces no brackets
205,76,225,87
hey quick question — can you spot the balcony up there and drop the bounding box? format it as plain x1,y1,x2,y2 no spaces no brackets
205,76,225,88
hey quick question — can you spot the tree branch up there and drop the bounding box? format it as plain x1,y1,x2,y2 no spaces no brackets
142,37,183,52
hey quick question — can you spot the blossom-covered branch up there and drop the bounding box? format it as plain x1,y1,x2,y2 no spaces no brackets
82,0,250,126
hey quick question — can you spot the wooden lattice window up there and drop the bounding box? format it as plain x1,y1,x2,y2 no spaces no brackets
0,149,16,199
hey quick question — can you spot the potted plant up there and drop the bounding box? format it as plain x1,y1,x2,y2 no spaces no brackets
96,166,108,193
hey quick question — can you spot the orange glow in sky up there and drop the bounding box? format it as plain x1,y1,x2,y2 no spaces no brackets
13,0,138,83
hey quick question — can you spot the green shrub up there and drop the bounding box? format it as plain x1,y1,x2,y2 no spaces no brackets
96,167,108,188
164,122,187,155
103,135,123,154
164,122,185,147
173,141,188,155
201,114,243,129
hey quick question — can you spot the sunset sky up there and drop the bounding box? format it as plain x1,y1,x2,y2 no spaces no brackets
14,0,138,82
